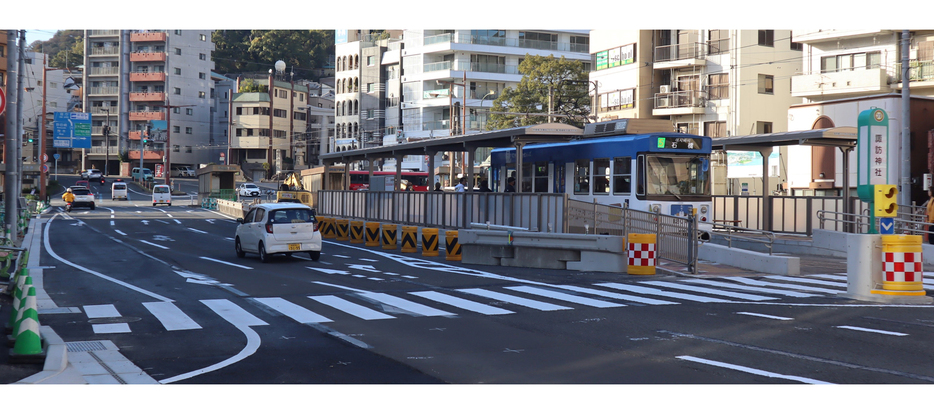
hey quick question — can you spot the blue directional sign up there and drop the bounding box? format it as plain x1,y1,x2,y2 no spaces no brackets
53,112,92,149
879,217,895,234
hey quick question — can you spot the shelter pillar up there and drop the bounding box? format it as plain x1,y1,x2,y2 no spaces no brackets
465,145,477,192
395,155,403,191
427,150,437,188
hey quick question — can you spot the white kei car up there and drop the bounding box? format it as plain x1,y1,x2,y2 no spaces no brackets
238,183,261,197
235,203,322,262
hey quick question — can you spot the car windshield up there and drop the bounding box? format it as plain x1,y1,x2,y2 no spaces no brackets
114,184,126,189
268,209,315,224
154,187,169,193
245,184,258,188
72,188,90,195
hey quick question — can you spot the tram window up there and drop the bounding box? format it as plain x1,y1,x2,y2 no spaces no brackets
613,157,632,195
533,162,549,193
593,158,610,194
520,163,533,192
574,159,590,194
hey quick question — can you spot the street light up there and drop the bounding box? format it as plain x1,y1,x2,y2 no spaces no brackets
477,91,495,132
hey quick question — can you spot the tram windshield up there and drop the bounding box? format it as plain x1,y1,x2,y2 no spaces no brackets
645,154,711,196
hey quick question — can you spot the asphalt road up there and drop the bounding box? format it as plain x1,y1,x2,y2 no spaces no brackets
19,176,934,390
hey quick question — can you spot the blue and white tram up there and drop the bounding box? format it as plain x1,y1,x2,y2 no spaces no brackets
490,131,713,223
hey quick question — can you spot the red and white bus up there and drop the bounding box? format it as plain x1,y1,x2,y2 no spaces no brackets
348,171,429,191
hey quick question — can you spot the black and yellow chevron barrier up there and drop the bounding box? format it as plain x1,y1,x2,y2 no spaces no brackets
320,217,335,239
381,224,397,250
421,228,439,257
365,222,381,247
335,219,349,241
445,230,461,261
349,221,364,244
401,226,418,253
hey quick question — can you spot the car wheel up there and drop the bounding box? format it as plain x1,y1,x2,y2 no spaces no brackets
310,251,321,261
235,237,245,258
153,203,156,206
91,204,95,210
167,203,171,207
258,242,270,263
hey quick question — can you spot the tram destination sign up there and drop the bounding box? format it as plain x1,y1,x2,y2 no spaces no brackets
657,136,702,150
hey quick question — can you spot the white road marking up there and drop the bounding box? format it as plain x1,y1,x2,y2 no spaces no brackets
139,240,169,250
764,275,846,288
676,356,832,384
92,323,132,334
201,299,268,327
410,291,514,315
252,297,333,324
359,258,378,262
174,219,182,224
347,264,380,273
358,292,456,317
110,220,115,226
556,285,678,305
143,302,203,331
596,282,732,303
114,229,127,236
685,279,817,298
457,288,572,311
730,277,843,295
640,281,777,301
307,267,350,275
835,325,908,336
331,255,350,259
505,285,624,308
187,227,208,234
736,312,793,321
84,304,121,318
200,256,253,270
309,295,394,320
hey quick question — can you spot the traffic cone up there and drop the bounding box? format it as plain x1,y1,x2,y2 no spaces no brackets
6,276,32,333
10,288,44,362
8,287,36,346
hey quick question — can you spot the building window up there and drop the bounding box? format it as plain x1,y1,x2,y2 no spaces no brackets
274,109,287,118
173,107,180,114
236,107,243,115
174,30,181,35
198,91,205,98
175,48,181,55
574,159,590,195
707,73,729,100
593,158,610,195
758,30,774,47
199,53,206,60
186,108,193,115
757,122,773,134
173,145,180,152
704,121,727,138
173,126,180,133
174,68,181,75
236,128,243,137
200,34,206,41
790,39,803,51
367,56,376,66
613,157,632,195
199,72,206,79
758,74,774,94
367,83,375,93
185,146,192,153
708,30,729,54
174,87,181,95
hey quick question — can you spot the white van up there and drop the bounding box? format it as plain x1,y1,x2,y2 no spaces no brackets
152,184,172,206
111,181,128,200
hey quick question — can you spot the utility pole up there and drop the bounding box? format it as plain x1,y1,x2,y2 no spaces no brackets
900,30,912,206
5,30,20,241
158,101,195,185
103,108,110,176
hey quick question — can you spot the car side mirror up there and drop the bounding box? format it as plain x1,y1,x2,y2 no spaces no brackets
236,218,244,224
310,208,317,216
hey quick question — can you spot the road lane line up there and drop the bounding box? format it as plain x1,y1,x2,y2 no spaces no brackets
556,285,678,305
308,295,394,320
199,256,253,270
139,240,169,250
736,312,793,321
457,288,572,311
84,304,122,318
835,325,908,336
676,356,832,384
252,297,333,324
187,227,208,234
358,292,456,317
597,282,732,303
143,302,203,331
640,281,777,301
504,286,625,308
410,291,514,315
114,229,126,235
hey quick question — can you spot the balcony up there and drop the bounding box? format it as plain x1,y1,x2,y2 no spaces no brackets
131,32,166,42
88,86,119,95
130,72,166,82
792,29,891,44
653,43,707,70
88,107,118,115
87,146,119,155
129,111,166,121
89,30,120,37
129,131,142,140
229,136,268,149
88,67,120,76
652,91,706,116
90,46,119,56
791,68,891,98
129,92,166,102
894,60,934,90
130,52,166,62
128,150,165,161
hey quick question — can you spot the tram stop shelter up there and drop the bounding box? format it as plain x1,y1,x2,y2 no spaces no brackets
196,164,242,202
711,126,858,231
319,123,584,191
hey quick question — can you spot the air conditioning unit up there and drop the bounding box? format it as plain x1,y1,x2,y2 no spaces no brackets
659,85,671,94
657,96,670,108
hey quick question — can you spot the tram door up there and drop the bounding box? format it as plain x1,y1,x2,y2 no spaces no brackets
553,164,565,193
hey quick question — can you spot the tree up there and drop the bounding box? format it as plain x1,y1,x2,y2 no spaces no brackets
28,30,83,69
486,54,591,130
213,30,334,79
238,78,267,93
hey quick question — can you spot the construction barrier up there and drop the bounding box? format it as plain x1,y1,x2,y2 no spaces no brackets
381,224,397,250
421,228,439,257
320,217,335,239
627,233,656,275
401,226,418,253
365,222,381,247
881,235,924,292
349,221,365,244
445,230,461,261
335,219,350,241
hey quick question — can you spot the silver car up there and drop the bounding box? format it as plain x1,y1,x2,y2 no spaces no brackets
235,203,322,262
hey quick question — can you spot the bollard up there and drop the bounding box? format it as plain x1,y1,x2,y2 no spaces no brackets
421,228,439,257
335,219,350,241
627,233,656,275
381,224,398,250
365,222,381,247
881,235,924,292
349,221,365,244
401,226,418,253
445,230,461,261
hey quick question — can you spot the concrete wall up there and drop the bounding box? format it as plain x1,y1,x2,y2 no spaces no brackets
698,242,800,275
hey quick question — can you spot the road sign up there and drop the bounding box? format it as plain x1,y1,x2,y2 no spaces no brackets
42,153,48,162
879,217,895,234
41,164,49,173
0,86,6,116
857,108,889,202
53,153,60,160
53,112,92,149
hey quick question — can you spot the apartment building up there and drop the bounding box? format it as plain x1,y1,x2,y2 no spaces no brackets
0,32,7,89
303,84,335,168
227,75,311,181
82,29,216,176
20,52,81,164
788,30,934,204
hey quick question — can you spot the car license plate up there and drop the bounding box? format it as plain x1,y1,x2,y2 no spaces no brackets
288,243,301,251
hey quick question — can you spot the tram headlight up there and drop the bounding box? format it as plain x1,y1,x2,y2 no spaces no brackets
650,204,661,214
700,205,708,214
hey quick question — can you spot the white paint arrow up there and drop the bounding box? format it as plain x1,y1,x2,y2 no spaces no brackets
347,264,381,273
306,267,350,275
153,235,175,242
174,270,232,286
141,220,150,225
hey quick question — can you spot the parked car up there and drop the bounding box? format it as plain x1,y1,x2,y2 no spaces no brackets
111,180,128,200
175,166,195,177
132,167,154,181
235,203,321,262
69,186,95,210
238,183,261,197
152,184,172,206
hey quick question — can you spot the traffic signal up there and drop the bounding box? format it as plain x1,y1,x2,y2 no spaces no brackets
143,124,151,144
874,184,898,217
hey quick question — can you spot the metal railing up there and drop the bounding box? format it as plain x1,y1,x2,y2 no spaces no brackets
713,195,856,235
818,204,928,236
711,221,776,255
654,43,708,63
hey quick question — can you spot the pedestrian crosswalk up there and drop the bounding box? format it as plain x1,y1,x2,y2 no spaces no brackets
77,273,869,336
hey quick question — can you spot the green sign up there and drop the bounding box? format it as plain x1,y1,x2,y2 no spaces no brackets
596,50,608,70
